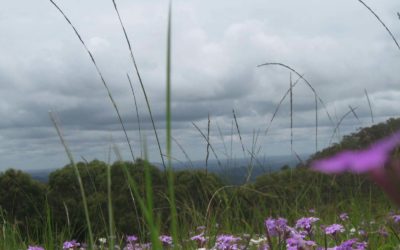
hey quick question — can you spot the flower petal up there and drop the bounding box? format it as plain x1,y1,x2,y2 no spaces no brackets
312,131,400,173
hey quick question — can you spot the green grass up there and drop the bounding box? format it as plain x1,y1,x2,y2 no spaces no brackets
1,163,400,249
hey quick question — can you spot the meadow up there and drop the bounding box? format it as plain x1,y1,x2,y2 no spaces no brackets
1,0,400,249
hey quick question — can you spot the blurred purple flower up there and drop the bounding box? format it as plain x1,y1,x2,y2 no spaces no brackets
125,242,151,250
312,131,400,173
159,235,173,246
123,243,134,250
312,131,400,206
340,213,349,221
286,231,316,250
27,246,45,250
126,235,138,243
190,232,207,247
63,240,80,249
392,215,400,223
336,238,367,250
215,234,241,250
325,224,345,235
295,217,320,231
264,217,288,237
379,227,389,238
358,229,367,238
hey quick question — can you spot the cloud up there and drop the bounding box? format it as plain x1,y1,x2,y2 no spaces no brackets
0,0,399,170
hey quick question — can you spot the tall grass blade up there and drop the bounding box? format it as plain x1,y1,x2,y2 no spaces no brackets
111,0,166,171
49,0,135,162
49,111,94,248
45,201,54,250
113,138,160,248
107,135,112,165
192,122,223,168
216,122,229,159
348,105,362,124
233,109,255,183
172,136,194,168
258,62,334,127
333,102,340,140
166,1,172,169
216,122,230,172
289,73,293,152
107,163,115,250
112,143,144,239
142,144,161,249
264,74,303,136
80,157,109,232
232,109,246,159
127,73,143,158
112,143,123,162
315,93,318,153
357,0,400,51
328,107,358,145
246,147,267,174
364,88,374,123
62,202,70,230
206,113,211,175
230,120,234,165
165,1,179,247
292,149,305,166
245,129,261,182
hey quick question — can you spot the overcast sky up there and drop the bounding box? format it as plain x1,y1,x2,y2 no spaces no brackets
0,0,399,171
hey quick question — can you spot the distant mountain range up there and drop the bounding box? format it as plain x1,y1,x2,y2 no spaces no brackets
25,153,308,184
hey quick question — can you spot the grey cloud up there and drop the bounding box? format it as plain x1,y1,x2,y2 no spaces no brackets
1,0,400,170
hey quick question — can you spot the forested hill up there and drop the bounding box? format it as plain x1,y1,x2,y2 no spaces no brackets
307,117,400,164
1,118,398,239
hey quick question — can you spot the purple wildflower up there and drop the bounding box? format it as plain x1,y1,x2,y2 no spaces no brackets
27,246,45,250
215,234,241,250
312,131,400,173
264,217,288,237
355,242,368,250
325,224,345,235
124,242,152,250
126,235,138,243
392,215,400,223
336,238,367,250
312,131,400,206
338,239,356,249
358,229,367,238
295,217,320,231
123,244,134,250
63,240,80,249
286,232,316,250
379,227,389,238
159,235,173,246
190,232,207,247
340,213,349,221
